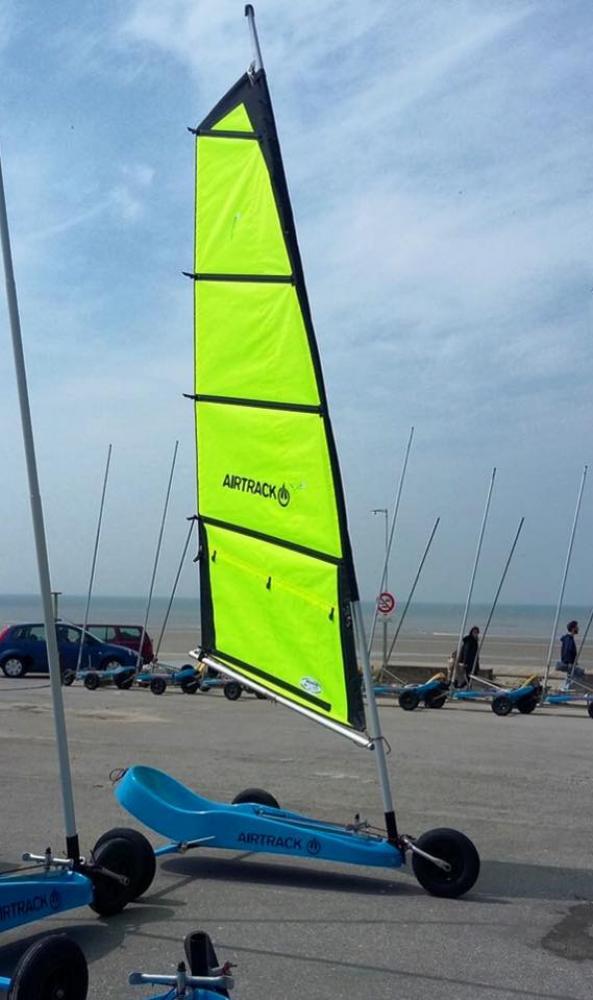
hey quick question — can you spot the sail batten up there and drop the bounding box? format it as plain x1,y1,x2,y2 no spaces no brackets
194,67,365,739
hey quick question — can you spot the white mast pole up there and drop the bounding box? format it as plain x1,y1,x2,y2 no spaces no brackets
367,426,414,657
467,515,525,686
154,516,197,662
0,151,80,860
453,467,496,676
385,516,440,667
137,440,179,669
76,443,112,673
245,5,264,73
542,465,588,692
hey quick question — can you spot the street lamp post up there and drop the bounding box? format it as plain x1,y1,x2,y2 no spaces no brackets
372,508,389,674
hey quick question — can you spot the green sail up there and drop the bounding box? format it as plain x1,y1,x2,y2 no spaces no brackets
193,73,367,744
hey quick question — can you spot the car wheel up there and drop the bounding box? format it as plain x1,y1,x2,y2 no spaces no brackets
232,788,280,809
588,700,593,720
7,934,88,1000
84,672,100,691
2,656,26,679
411,828,480,898
62,669,76,686
92,827,155,899
223,681,242,701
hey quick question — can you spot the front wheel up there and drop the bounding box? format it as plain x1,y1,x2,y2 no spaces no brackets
1,656,26,679
492,695,512,716
8,934,88,1000
92,827,155,899
587,700,593,719
150,676,167,695
62,669,75,686
224,681,242,701
232,787,280,809
411,828,480,898
398,690,420,711
84,672,100,691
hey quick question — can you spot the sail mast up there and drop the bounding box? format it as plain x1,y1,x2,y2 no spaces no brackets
541,465,588,691
0,151,80,861
77,442,112,673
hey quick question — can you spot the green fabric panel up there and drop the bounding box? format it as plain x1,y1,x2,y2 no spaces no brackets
211,103,254,133
206,523,350,726
196,281,319,404
196,137,291,275
197,403,342,558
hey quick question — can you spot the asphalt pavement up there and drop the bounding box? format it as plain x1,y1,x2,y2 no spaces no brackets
0,678,592,999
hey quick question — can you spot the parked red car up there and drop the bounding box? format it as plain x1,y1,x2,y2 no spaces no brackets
84,624,154,664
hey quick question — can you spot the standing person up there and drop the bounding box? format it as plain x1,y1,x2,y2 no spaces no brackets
558,620,583,681
460,626,480,685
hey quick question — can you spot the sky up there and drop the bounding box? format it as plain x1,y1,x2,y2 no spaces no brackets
0,0,592,610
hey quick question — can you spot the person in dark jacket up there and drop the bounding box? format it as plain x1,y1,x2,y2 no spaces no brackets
558,620,583,681
460,626,480,685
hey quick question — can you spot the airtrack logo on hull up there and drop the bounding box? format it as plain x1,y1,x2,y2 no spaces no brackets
222,474,291,508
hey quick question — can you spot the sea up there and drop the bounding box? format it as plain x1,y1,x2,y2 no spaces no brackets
0,594,590,643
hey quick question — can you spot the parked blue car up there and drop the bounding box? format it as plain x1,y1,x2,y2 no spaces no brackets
0,622,138,678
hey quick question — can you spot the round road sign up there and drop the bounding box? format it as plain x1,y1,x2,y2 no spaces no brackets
377,591,396,615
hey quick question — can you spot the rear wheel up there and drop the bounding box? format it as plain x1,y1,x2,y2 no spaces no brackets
398,690,420,711
425,689,447,709
180,675,200,694
89,836,136,915
223,682,242,701
150,676,167,695
8,934,88,1000
62,669,75,686
92,827,155,899
232,788,280,809
1,656,26,679
84,672,100,691
492,695,512,716
411,828,480,898
517,694,538,714
587,700,593,719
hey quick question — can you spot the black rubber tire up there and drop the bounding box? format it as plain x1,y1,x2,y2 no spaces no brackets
62,670,75,686
92,826,155,900
180,677,200,694
1,656,26,679
492,695,513,716
117,676,135,690
254,691,267,700
84,672,100,691
223,681,242,701
89,835,137,915
411,827,480,898
425,690,447,709
232,787,280,809
8,933,88,1000
150,676,167,695
398,689,420,711
516,694,538,714
587,700,593,719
